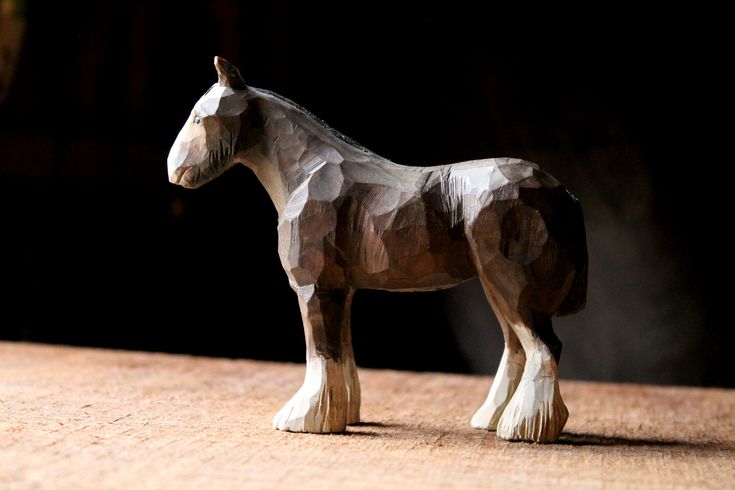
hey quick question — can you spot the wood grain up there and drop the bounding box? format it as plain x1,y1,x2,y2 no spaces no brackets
1,342,733,489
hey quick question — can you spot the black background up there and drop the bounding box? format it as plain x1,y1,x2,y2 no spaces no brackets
1,2,730,385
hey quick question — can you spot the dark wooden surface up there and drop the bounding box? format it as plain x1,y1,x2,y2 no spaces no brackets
1,342,733,489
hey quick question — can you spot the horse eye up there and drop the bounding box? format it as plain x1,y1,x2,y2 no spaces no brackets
193,115,201,125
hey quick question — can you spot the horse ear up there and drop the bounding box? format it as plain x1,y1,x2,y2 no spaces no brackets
214,56,247,90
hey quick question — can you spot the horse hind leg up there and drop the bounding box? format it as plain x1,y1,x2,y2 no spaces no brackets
495,311,568,442
466,218,568,442
470,283,526,431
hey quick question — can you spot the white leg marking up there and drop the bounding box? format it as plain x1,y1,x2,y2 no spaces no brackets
273,356,348,433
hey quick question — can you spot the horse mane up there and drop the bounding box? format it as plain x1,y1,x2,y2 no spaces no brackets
251,87,378,158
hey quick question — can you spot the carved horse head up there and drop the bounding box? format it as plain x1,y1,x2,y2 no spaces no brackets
167,57,256,188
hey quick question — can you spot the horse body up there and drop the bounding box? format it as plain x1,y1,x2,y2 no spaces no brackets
168,57,588,443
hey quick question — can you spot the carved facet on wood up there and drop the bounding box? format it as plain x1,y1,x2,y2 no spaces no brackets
167,57,588,443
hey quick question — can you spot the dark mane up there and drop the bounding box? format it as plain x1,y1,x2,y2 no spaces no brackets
253,87,375,157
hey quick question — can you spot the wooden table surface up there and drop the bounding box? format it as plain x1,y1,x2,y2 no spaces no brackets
1,342,733,489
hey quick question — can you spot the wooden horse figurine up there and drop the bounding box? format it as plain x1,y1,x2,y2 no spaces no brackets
168,57,588,443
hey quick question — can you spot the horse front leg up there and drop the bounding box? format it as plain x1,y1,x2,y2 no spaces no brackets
273,285,350,433
340,289,360,425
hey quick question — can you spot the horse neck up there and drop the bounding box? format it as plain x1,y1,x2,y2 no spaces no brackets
245,95,357,216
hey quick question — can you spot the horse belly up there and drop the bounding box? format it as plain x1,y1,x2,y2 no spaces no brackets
336,191,476,291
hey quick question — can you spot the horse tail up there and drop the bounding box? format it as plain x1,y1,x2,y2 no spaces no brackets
556,196,588,316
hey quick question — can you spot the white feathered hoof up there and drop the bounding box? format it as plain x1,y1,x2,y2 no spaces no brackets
471,401,505,431
496,377,568,443
470,352,525,431
343,359,361,425
273,357,348,433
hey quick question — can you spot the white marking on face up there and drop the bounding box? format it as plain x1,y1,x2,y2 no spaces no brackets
167,112,207,181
